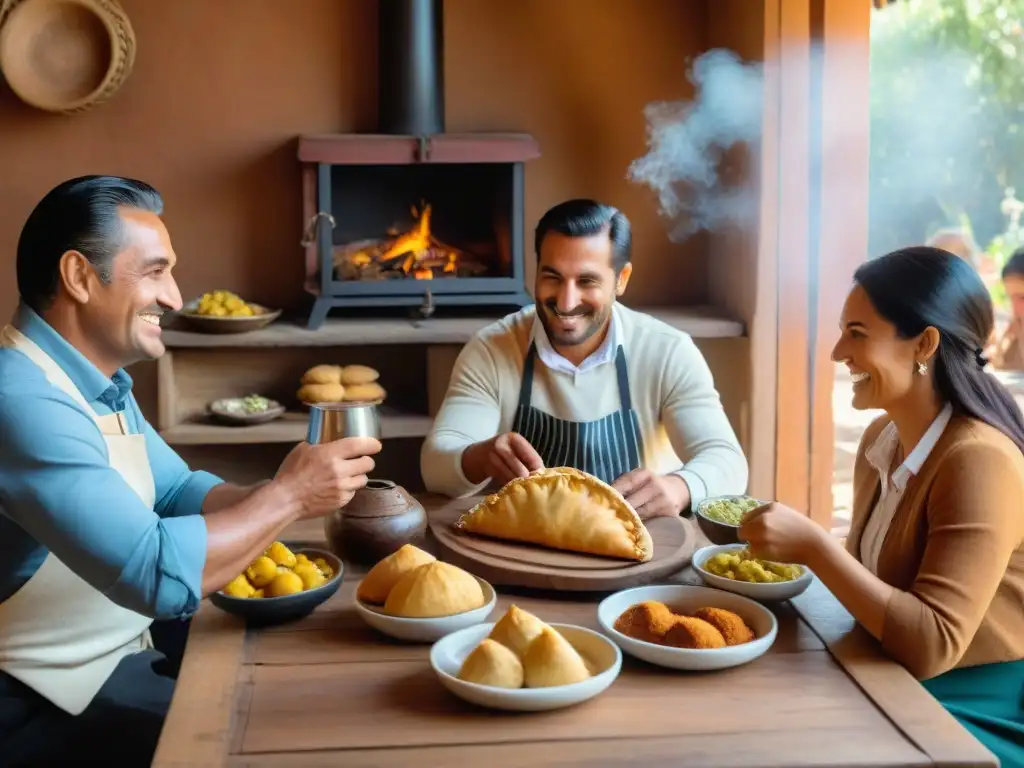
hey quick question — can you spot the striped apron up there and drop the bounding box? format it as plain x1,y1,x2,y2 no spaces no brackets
511,342,644,485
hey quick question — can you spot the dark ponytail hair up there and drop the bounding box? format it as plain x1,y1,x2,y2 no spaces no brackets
854,246,1024,455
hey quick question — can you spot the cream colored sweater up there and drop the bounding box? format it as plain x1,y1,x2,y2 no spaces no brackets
420,303,749,503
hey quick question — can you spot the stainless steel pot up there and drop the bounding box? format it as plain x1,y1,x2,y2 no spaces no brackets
306,402,381,444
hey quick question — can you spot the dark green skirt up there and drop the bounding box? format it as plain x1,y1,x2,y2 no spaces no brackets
922,659,1024,767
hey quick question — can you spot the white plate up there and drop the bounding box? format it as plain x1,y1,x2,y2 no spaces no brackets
596,584,777,671
692,544,814,602
354,576,497,642
430,622,622,711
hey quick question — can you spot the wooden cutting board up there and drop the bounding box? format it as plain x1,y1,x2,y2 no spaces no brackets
427,495,697,592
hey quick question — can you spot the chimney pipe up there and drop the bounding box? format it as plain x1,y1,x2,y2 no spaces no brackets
377,0,445,136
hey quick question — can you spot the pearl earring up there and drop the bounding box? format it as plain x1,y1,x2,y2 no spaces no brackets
917,361,928,376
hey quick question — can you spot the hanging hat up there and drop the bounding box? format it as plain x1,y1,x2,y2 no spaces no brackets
0,0,136,114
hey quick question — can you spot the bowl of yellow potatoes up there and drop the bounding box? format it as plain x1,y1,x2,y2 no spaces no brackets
691,543,813,602
211,541,343,625
179,290,281,334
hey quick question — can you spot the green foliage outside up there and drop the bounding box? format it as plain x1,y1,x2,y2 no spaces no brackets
870,0,1024,309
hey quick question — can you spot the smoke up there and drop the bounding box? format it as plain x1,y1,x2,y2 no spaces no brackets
627,49,764,242
628,32,1001,258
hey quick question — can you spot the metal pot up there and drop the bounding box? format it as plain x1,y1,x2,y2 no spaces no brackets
306,401,381,443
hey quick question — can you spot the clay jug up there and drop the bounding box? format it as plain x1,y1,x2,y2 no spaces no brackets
324,479,427,566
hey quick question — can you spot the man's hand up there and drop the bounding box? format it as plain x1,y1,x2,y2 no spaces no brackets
274,436,382,519
612,469,690,519
461,432,544,487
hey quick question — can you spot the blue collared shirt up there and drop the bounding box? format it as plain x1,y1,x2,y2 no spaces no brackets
0,304,223,620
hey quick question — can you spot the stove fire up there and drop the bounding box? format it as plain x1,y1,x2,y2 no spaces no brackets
333,203,487,282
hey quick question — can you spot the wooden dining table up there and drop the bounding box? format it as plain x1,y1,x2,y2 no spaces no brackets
152,496,997,768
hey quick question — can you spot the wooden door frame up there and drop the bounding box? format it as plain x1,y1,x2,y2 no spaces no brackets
759,0,872,525
807,0,872,527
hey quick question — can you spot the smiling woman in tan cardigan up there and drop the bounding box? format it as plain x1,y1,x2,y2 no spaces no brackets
739,247,1024,767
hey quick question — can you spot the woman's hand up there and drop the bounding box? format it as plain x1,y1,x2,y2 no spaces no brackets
738,502,827,565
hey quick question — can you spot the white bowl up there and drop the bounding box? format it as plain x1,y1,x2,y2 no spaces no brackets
354,575,497,642
596,584,777,671
430,622,622,711
692,543,814,602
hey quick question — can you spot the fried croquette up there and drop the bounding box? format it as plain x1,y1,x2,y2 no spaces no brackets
692,606,755,646
613,600,680,643
662,616,727,649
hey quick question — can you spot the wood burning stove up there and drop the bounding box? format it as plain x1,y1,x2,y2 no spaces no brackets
297,0,538,330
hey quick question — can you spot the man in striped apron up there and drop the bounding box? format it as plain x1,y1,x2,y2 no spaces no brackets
422,199,749,515
0,176,380,765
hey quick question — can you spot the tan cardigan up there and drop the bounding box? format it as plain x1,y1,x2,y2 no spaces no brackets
847,414,1024,680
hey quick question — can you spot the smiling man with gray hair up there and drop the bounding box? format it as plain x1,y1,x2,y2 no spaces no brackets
0,175,380,766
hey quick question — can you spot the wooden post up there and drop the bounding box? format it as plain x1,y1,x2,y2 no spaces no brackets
808,0,873,527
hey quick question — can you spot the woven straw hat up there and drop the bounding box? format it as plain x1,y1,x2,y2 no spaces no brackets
0,0,136,113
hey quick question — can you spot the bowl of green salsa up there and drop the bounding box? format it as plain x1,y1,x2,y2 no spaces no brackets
693,495,765,545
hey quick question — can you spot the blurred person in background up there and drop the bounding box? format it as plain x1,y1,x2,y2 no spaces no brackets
988,248,1024,370
926,226,979,269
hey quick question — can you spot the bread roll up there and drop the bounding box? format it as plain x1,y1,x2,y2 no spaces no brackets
297,382,345,404
301,364,343,385
340,364,380,385
343,382,386,403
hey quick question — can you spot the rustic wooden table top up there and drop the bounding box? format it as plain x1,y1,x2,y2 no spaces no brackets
152,499,997,768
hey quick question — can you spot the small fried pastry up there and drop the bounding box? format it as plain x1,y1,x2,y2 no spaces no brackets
343,382,386,403
356,544,436,604
340,364,380,386
457,467,653,561
692,607,755,646
613,600,679,644
458,639,524,689
522,627,591,688
662,616,727,650
297,382,346,404
301,364,343,385
488,604,548,657
383,561,485,618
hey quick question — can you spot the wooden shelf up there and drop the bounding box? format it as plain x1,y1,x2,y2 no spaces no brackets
298,132,541,165
160,410,432,446
162,306,744,349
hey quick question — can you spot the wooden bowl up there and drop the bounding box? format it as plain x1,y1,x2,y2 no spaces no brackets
209,546,343,627
0,0,137,114
176,299,281,334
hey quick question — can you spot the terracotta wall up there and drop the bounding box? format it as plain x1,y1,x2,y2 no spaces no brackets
0,0,711,482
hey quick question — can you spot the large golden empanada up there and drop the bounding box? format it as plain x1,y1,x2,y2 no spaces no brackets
356,544,436,604
456,467,653,562
522,626,591,688
488,604,547,657
383,561,486,618
458,638,524,689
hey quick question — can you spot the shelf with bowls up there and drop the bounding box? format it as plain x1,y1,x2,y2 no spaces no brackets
160,304,745,349
160,408,432,446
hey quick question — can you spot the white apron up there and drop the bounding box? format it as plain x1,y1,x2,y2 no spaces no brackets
0,325,155,715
